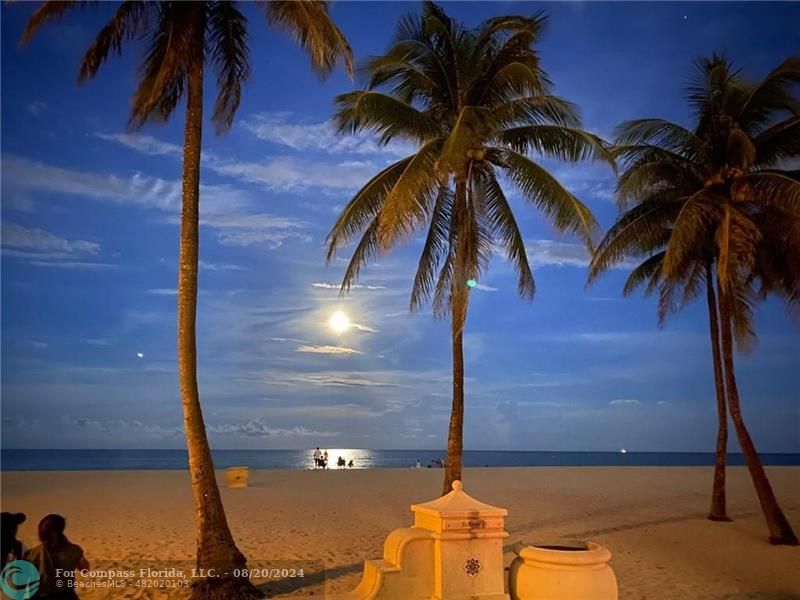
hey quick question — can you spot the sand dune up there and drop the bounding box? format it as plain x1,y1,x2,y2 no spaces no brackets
2,466,799,599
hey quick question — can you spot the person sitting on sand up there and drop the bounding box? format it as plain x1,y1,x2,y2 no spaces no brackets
1,512,27,570
347,459,354,468
337,456,345,469
25,514,89,599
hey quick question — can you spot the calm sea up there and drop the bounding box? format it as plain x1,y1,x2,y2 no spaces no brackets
1,449,799,471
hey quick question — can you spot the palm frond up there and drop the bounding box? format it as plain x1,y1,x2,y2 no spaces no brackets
266,1,353,78
500,125,614,166
615,155,699,209
753,117,800,167
499,148,598,246
588,197,676,283
334,90,440,144
493,95,581,128
207,0,250,134
614,118,703,159
622,251,665,297
339,219,380,293
76,1,152,83
129,2,199,129
663,191,720,279
20,0,89,46
410,186,453,312
476,167,535,299
739,56,800,131
741,171,800,217
376,139,443,248
326,156,414,261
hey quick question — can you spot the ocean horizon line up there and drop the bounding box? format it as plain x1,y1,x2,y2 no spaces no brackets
3,448,799,472
3,447,800,454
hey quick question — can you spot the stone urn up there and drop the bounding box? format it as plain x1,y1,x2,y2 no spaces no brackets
225,466,249,488
509,540,617,600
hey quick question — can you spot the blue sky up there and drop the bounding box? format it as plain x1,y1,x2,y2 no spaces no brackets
2,2,799,452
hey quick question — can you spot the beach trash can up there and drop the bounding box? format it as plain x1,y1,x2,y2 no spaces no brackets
509,541,617,600
226,466,249,488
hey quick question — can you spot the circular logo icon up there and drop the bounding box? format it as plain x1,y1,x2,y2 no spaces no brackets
1,560,40,599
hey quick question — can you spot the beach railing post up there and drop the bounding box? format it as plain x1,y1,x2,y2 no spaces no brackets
225,466,249,488
411,480,509,600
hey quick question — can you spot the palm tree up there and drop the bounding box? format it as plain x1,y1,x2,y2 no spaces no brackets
590,175,734,522
325,1,612,495
589,55,799,544
22,2,352,597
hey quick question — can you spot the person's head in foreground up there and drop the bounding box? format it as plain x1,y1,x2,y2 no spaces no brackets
38,513,69,550
1,511,27,567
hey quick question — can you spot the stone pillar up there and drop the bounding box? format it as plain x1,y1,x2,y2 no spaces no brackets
411,480,509,600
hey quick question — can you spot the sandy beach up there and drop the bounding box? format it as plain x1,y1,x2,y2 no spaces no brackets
2,466,799,599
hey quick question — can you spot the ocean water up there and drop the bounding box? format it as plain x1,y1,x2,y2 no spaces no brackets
1,449,799,471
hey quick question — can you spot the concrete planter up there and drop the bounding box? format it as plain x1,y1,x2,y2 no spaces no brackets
225,466,249,488
509,541,617,600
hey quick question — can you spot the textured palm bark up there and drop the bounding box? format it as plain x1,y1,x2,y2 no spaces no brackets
178,20,263,600
716,283,798,545
443,179,469,496
705,265,731,522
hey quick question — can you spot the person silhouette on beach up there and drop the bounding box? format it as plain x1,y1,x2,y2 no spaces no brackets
1,512,27,570
347,459,354,468
24,514,89,599
313,447,322,469
337,456,345,469
323,450,329,469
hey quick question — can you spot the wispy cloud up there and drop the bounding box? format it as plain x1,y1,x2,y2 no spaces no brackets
296,345,363,355
96,132,386,194
526,239,592,268
475,283,498,292
1,223,112,269
2,154,305,248
198,260,248,271
207,418,339,438
311,282,386,290
147,288,177,296
525,239,638,270
61,415,182,438
239,111,414,158
28,101,47,117
253,371,402,388
2,223,98,255
609,398,642,407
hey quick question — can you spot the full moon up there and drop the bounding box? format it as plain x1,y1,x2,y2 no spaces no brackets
329,311,351,333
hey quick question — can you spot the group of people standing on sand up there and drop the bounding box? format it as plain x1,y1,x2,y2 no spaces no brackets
312,447,353,469
2,511,88,599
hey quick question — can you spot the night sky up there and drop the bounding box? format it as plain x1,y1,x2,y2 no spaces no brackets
2,2,798,451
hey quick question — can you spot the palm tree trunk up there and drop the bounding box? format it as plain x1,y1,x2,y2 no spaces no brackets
443,180,469,495
705,263,731,522
716,282,798,545
179,27,263,600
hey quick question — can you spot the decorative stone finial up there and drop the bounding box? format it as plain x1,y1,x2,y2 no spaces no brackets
452,480,463,492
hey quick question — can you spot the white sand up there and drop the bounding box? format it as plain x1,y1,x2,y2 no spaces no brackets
2,466,799,599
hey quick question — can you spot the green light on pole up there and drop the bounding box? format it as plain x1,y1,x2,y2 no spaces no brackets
466,279,477,288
